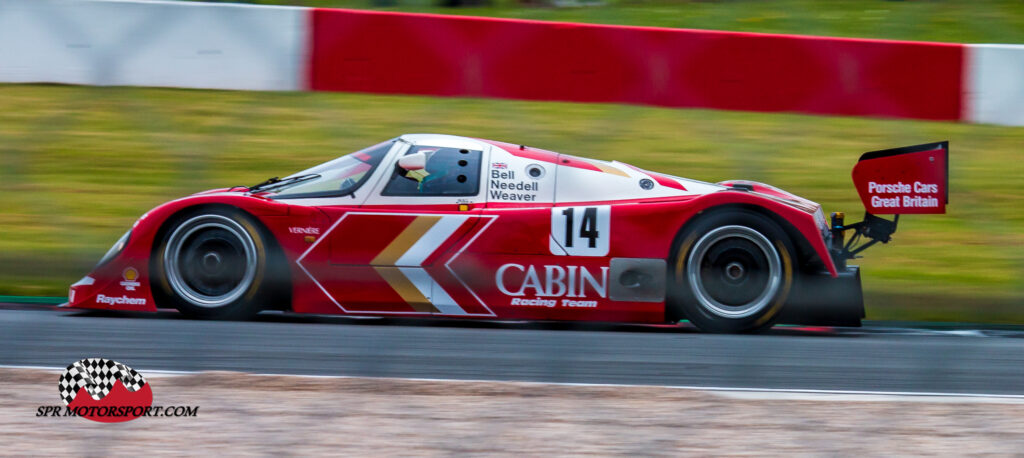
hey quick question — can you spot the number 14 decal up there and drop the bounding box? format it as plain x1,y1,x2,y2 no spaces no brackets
550,206,610,256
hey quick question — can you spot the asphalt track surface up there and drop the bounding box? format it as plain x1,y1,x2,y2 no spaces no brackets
2,304,1023,395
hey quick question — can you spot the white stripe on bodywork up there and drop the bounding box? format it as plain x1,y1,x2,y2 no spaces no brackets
429,279,465,316
297,212,492,316
398,267,434,301
396,215,469,267
72,276,95,287
392,214,470,315
398,267,467,316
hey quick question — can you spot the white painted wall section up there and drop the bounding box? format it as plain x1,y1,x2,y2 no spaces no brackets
0,0,306,91
966,44,1024,126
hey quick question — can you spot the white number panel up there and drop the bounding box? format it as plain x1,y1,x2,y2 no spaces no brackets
549,205,610,256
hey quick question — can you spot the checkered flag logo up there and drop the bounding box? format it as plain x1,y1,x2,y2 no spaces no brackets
59,358,147,406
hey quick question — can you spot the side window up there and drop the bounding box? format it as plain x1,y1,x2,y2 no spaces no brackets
382,146,482,196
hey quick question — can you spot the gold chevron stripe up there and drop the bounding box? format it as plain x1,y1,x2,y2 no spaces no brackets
592,162,630,177
371,215,442,266
374,267,438,313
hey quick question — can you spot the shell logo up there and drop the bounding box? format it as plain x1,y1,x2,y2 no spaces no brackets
122,267,139,282
120,267,141,291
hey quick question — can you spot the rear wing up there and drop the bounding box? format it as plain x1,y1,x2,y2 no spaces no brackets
852,141,948,215
831,141,949,266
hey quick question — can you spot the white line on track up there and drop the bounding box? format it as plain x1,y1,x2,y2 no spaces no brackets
0,364,197,377
4,363,1024,403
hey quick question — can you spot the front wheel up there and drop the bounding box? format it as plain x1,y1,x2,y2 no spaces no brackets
668,209,796,333
154,209,271,320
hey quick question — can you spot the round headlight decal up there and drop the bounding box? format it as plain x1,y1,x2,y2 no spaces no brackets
526,164,545,179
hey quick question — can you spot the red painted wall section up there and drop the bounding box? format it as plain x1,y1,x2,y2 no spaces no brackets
308,9,964,121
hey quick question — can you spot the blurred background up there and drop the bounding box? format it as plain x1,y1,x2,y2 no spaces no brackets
199,0,1024,43
0,0,1021,323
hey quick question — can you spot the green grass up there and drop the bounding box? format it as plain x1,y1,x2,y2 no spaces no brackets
0,84,1021,322
198,0,1024,44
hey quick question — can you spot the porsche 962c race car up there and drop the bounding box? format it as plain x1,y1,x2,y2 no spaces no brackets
67,134,949,332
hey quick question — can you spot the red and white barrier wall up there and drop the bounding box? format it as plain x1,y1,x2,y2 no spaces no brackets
1,0,1021,126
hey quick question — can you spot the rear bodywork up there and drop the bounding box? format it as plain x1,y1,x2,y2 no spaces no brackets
68,134,875,326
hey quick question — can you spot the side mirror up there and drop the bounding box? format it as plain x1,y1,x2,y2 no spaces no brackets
397,152,427,171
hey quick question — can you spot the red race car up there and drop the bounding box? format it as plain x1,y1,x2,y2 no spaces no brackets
67,134,949,332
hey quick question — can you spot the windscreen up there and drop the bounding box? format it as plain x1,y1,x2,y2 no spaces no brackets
270,140,395,199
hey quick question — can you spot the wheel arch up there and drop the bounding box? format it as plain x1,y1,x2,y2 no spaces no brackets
665,202,820,325
670,203,824,276
148,203,292,312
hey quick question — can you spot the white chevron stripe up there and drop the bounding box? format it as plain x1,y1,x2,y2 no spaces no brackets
396,215,469,267
297,212,493,315
397,267,434,302
429,278,466,316
392,215,470,315
397,267,467,316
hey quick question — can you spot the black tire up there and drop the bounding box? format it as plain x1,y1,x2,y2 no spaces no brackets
152,208,272,320
667,209,796,333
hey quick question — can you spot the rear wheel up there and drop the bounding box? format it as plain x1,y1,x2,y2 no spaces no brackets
154,209,271,320
668,209,796,333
